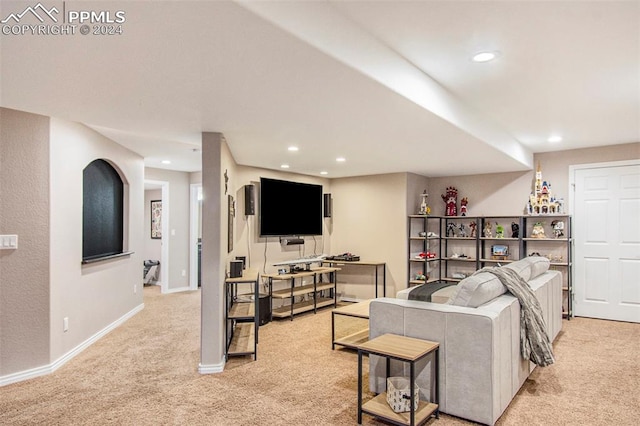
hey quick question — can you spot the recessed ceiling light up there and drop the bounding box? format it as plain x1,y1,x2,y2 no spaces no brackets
161,160,171,164
472,51,499,63
548,135,563,143
320,171,328,175
280,164,290,169
336,157,346,162
288,146,299,152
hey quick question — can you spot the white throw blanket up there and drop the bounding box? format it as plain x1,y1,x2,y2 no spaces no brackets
475,267,555,367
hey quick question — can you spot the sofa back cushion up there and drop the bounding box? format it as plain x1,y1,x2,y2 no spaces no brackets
504,256,550,281
448,272,507,308
448,256,551,307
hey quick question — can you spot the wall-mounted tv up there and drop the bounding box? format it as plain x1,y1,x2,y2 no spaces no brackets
259,177,323,236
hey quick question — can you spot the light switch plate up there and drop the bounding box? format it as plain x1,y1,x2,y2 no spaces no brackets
0,235,18,249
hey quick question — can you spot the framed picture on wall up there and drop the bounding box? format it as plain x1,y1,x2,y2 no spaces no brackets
228,194,235,252
151,200,162,239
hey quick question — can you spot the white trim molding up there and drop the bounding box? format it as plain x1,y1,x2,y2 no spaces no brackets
0,303,144,387
198,361,225,374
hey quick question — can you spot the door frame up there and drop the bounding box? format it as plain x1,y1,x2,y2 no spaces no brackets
569,159,640,318
189,183,202,291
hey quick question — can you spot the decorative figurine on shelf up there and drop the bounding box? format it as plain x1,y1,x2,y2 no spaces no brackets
531,222,546,238
495,223,505,238
458,223,468,237
446,222,457,237
551,220,565,238
415,252,437,259
469,221,477,238
526,163,564,215
483,221,493,238
418,190,431,215
460,197,468,216
441,186,458,216
511,222,520,238
415,272,426,281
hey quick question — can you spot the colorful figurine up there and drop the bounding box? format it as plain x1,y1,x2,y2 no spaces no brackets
551,220,565,238
460,197,468,216
469,222,477,238
511,222,520,238
483,221,493,238
446,222,457,237
531,222,546,238
495,223,505,238
441,186,458,216
419,190,431,215
526,163,564,215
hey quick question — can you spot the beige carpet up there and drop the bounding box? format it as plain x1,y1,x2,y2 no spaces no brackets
1,286,638,425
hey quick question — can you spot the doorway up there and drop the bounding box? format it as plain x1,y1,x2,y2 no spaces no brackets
571,160,640,322
144,179,170,294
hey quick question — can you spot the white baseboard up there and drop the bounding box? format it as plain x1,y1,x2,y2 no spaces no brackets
198,361,225,374
0,303,144,387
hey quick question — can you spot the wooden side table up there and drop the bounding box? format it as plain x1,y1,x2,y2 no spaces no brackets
331,299,371,350
357,334,439,426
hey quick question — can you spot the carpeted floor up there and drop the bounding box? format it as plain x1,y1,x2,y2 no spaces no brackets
1,286,638,425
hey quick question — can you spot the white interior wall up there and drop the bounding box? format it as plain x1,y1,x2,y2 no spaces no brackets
49,117,144,363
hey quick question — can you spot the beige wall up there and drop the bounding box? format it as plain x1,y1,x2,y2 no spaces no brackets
49,118,145,362
0,108,51,376
330,173,408,299
144,168,191,291
428,142,640,217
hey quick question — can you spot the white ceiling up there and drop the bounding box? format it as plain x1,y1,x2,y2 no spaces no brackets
1,1,638,178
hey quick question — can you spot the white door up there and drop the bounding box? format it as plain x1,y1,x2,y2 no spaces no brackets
573,162,640,322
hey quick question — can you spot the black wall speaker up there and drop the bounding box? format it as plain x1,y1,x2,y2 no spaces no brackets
324,193,332,218
244,184,255,216
230,260,243,278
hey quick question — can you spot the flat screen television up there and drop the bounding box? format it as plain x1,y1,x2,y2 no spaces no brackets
259,177,323,236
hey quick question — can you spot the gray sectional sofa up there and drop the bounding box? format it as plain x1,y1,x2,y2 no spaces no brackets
368,257,563,425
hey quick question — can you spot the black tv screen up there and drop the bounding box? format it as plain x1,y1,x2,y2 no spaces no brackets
260,177,323,236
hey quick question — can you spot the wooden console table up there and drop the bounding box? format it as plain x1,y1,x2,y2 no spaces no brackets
263,267,339,320
358,334,439,426
322,260,386,298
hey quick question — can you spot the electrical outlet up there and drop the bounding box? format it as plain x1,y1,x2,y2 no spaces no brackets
134,284,137,294
181,269,186,277
63,317,69,332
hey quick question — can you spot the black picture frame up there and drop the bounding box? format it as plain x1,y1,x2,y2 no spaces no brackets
151,200,162,239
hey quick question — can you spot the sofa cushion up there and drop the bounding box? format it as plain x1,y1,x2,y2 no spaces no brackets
504,256,550,281
447,272,507,308
448,257,551,308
